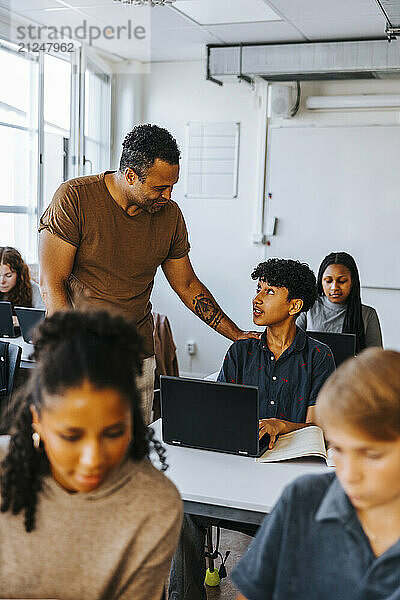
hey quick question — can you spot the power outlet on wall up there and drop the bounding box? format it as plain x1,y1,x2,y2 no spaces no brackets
186,341,196,356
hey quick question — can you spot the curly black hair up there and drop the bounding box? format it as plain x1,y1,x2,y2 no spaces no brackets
251,258,317,313
0,310,167,533
317,252,366,353
119,124,181,181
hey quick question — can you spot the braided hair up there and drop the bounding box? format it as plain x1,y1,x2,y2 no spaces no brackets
0,310,167,533
317,252,366,353
0,247,32,308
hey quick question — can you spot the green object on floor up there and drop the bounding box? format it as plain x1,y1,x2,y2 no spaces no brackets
205,568,220,586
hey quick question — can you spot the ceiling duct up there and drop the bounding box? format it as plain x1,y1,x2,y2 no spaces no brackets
207,40,400,84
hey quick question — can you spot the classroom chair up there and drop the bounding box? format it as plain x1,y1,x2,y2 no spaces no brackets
0,341,22,433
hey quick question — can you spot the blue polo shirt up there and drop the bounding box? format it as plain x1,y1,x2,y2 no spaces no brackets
217,327,335,421
232,472,400,600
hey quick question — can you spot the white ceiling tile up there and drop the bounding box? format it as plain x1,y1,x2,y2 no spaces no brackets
294,15,386,41
104,39,151,61
7,0,60,9
56,0,139,6
59,0,120,5
150,5,193,29
151,24,216,46
174,0,281,25
265,0,382,20
207,21,305,44
74,3,150,26
150,41,205,62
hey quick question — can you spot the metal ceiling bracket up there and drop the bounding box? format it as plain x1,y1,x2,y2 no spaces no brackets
385,23,400,41
206,45,223,86
238,45,254,87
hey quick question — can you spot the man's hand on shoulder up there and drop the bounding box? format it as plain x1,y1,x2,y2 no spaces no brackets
234,330,261,341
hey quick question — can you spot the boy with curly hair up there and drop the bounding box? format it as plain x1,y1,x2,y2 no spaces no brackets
218,258,335,448
169,258,336,600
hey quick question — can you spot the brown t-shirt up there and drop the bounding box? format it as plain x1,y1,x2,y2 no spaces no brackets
39,172,190,357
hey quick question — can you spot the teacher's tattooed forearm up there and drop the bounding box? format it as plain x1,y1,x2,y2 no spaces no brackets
192,293,224,330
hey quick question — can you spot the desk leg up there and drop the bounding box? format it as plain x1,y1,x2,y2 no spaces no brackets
205,526,220,587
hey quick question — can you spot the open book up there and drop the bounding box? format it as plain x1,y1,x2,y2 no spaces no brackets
256,425,334,465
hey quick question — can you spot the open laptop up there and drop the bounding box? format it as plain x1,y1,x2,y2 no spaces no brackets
0,301,17,337
306,331,356,366
14,307,46,344
160,376,270,457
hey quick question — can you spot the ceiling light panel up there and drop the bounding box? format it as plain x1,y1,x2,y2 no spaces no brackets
174,0,281,25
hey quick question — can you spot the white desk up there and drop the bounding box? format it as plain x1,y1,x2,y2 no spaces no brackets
152,419,330,525
0,335,35,369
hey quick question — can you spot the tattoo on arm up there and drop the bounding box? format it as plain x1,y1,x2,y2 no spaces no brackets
192,294,224,330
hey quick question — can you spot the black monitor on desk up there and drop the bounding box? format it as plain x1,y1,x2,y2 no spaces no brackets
14,306,45,344
306,331,356,367
0,301,17,338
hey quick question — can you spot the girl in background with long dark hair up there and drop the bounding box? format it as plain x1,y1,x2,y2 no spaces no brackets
0,246,44,309
0,310,182,600
297,251,382,352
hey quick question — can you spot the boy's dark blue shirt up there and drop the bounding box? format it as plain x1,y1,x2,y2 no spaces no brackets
217,327,335,421
232,472,400,600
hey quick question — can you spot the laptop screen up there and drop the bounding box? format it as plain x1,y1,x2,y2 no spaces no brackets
14,307,46,344
306,331,356,366
160,376,260,456
0,301,15,337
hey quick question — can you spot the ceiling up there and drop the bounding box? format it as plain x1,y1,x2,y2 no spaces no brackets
0,0,391,63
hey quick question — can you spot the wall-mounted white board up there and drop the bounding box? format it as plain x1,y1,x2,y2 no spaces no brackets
184,122,240,199
265,125,400,289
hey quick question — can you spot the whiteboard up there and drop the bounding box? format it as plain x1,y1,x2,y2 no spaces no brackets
184,122,240,198
265,125,400,289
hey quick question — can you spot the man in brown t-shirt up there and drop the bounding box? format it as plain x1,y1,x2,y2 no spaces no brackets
39,124,258,423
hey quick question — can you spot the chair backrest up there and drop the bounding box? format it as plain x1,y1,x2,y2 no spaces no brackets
7,342,22,398
0,341,22,433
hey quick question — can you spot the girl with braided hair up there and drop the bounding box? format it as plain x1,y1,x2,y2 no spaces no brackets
297,251,382,352
0,310,182,600
0,246,44,309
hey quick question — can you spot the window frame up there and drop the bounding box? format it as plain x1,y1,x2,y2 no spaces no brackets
0,38,111,262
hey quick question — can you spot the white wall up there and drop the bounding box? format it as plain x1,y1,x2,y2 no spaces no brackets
118,62,400,376
111,73,145,169
267,78,400,352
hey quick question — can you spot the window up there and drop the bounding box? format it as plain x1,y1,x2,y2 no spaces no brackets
0,39,111,264
0,42,39,263
84,59,111,175
42,53,71,212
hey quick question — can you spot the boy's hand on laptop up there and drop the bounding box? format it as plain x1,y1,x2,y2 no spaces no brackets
235,330,261,341
259,418,286,449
